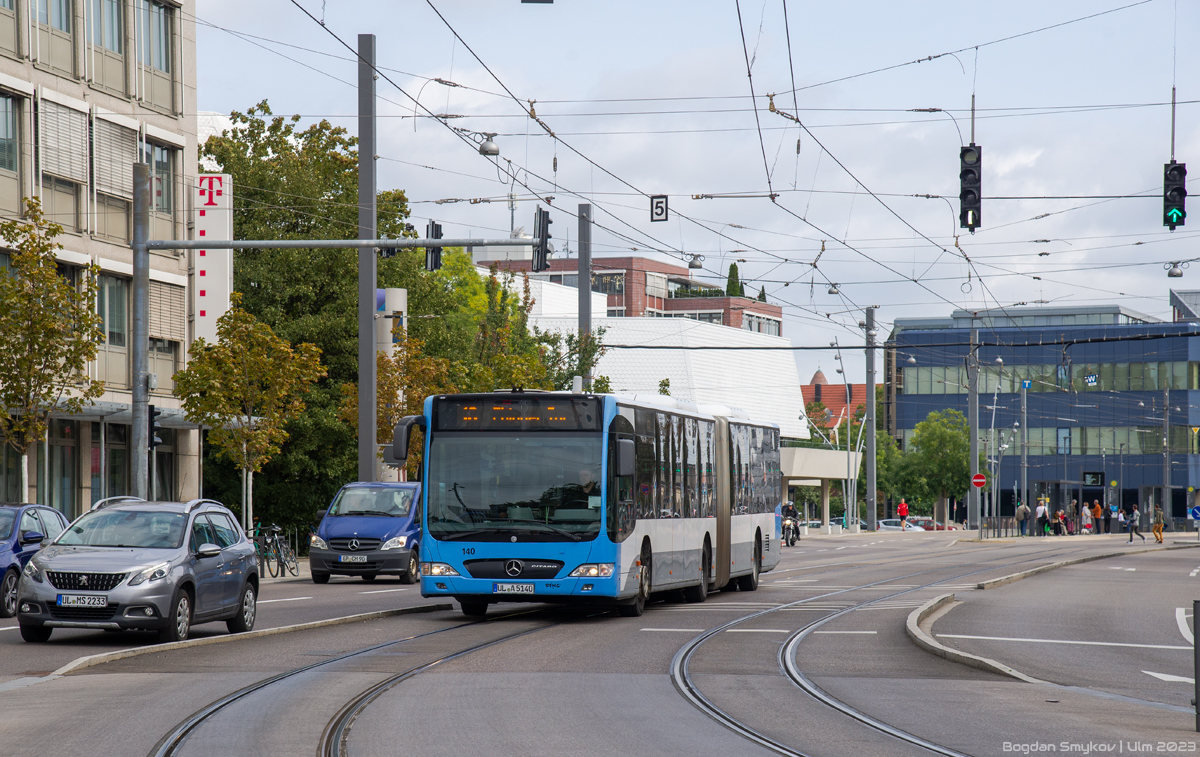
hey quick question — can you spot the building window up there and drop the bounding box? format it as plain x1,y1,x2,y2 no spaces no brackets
139,0,169,72
94,193,129,241
36,0,74,74
142,141,174,213
0,95,18,215
90,0,125,93
743,313,781,336
593,272,624,295
42,176,79,231
645,272,668,299
607,307,625,317
98,274,128,346
149,337,176,393
38,0,70,31
0,0,17,57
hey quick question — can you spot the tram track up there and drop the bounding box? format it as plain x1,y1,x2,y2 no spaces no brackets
148,608,562,757
670,547,1105,757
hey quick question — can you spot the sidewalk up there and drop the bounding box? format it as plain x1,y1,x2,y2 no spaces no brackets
258,556,313,584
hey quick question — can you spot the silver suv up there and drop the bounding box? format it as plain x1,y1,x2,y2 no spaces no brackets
16,497,258,644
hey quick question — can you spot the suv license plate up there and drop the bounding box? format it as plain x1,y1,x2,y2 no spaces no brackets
338,555,368,563
57,594,107,607
492,583,534,594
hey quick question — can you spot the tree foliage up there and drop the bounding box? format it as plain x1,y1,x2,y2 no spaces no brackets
725,263,742,297
0,198,104,501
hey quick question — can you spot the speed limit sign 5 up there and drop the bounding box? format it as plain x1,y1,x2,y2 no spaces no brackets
650,195,668,222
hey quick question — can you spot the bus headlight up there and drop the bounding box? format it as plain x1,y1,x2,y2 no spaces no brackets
568,563,614,578
380,535,407,550
423,563,459,576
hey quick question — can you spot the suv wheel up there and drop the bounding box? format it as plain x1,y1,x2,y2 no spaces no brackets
158,589,192,644
0,568,19,618
20,624,51,643
227,582,257,634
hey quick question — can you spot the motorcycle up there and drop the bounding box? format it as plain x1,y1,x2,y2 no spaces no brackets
782,517,798,547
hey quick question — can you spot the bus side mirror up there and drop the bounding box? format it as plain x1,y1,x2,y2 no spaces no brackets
391,416,426,462
616,439,635,478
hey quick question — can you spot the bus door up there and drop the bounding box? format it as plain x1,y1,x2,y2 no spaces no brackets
713,418,732,588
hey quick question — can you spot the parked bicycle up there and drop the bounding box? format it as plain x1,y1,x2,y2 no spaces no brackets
254,522,299,578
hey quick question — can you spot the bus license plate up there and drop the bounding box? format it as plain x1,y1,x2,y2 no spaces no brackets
492,583,534,594
57,594,107,607
338,555,368,563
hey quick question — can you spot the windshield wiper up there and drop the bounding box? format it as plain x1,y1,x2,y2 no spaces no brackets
338,510,399,517
487,517,581,541
437,529,493,541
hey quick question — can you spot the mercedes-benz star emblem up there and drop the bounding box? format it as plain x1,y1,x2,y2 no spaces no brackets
348,539,360,551
505,559,523,577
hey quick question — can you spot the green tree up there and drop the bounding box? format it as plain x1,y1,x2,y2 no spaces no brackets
173,294,325,530
725,263,741,297
757,287,767,302
0,199,104,502
905,409,971,525
592,375,613,393
658,378,671,396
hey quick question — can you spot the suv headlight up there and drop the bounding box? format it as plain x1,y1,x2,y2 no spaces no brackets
128,562,171,586
310,534,328,550
568,563,614,578
380,535,407,550
22,561,43,583
422,562,459,576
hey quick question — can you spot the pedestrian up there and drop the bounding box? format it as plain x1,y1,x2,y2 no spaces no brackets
1152,504,1165,544
1081,503,1093,534
897,498,909,530
1035,499,1049,537
1102,502,1113,535
1117,507,1125,536
1127,506,1145,543
1092,501,1103,534
1015,500,1030,537
1052,509,1066,536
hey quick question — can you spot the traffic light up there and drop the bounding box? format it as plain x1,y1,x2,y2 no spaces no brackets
533,206,552,272
1165,161,1187,229
425,220,443,271
148,405,163,450
959,144,982,231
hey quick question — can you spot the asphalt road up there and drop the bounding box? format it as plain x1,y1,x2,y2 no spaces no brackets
1,531,1196,757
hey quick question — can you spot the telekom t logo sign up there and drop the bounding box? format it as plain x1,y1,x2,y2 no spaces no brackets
197,176,224,206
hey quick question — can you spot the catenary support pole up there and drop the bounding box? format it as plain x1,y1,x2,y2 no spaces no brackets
865,308,877,531
1194,598,1199,731
1164,388,1171,521
1021,383,1028,526
357,33,378,483
969,328,980,536
578,203,592,387
131,163,150,499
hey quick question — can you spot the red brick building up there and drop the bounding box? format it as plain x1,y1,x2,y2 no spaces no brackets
802,369,874,428
492,256,783,334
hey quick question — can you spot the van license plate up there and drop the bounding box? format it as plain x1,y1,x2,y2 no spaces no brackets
338,555,368,563
57,594,107,607
492,583,534,594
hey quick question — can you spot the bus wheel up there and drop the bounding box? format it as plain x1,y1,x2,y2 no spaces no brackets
460,601,488,617
618,542,652,617
736,537,760,592
683,542,710,603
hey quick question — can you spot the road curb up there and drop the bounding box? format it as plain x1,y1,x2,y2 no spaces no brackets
904,593,1044,684
974,542,1200,590
51,602,453,677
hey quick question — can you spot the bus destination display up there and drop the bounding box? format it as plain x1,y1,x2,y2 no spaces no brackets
435,397,600,432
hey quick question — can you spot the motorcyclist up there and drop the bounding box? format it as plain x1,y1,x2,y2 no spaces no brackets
782,502,800,521
781,502,800,545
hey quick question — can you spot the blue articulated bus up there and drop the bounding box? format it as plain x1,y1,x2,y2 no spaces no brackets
391,391,781,617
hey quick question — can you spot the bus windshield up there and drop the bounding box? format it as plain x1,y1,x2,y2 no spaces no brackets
426,432,603,542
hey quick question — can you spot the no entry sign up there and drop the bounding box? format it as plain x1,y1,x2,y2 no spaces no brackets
971,473,987,488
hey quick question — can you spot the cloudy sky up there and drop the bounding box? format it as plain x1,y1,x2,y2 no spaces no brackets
196,0,1199,379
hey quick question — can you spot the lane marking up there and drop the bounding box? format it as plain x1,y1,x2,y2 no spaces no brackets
725,628,791,633
1144,670,1195,684
1177,607,1194,645
257,596,313,604
358,588,411,595
835,547,848,551
640,628,704,632
814,630,877,634
1189,568,1199,577
1125,568,1136,572
939,633,1191,651
0,626,15,631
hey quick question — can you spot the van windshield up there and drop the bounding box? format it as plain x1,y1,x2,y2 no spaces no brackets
328,487,415,518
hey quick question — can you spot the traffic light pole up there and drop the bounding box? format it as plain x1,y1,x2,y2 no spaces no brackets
969,328,981,537
131,163,150,500
865,308,877,532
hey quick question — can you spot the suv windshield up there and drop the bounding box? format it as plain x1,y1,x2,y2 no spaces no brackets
56,510,187,549
328,487,415,517
427,432,602,542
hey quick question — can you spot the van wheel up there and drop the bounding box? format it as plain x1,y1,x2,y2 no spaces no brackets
312,572,330,584
618,542,652,617
683,543,710,603
736,537,761,592
361,574,377,582
400,551,419,585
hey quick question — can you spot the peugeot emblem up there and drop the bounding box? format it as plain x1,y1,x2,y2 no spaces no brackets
348,539,360,552
80,574,88,587
505,559,523,577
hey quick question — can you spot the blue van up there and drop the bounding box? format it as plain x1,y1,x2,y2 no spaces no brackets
308,482,421,584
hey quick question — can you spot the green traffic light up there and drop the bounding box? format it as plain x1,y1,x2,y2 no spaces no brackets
1167,208,1185,223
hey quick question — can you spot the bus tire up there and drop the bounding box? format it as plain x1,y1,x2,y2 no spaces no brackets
736,536,760,592
618,541,652,617
460,601,488,617
683,541,710,603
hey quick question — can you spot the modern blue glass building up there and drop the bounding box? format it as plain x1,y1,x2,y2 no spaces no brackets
884,295,1200,524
